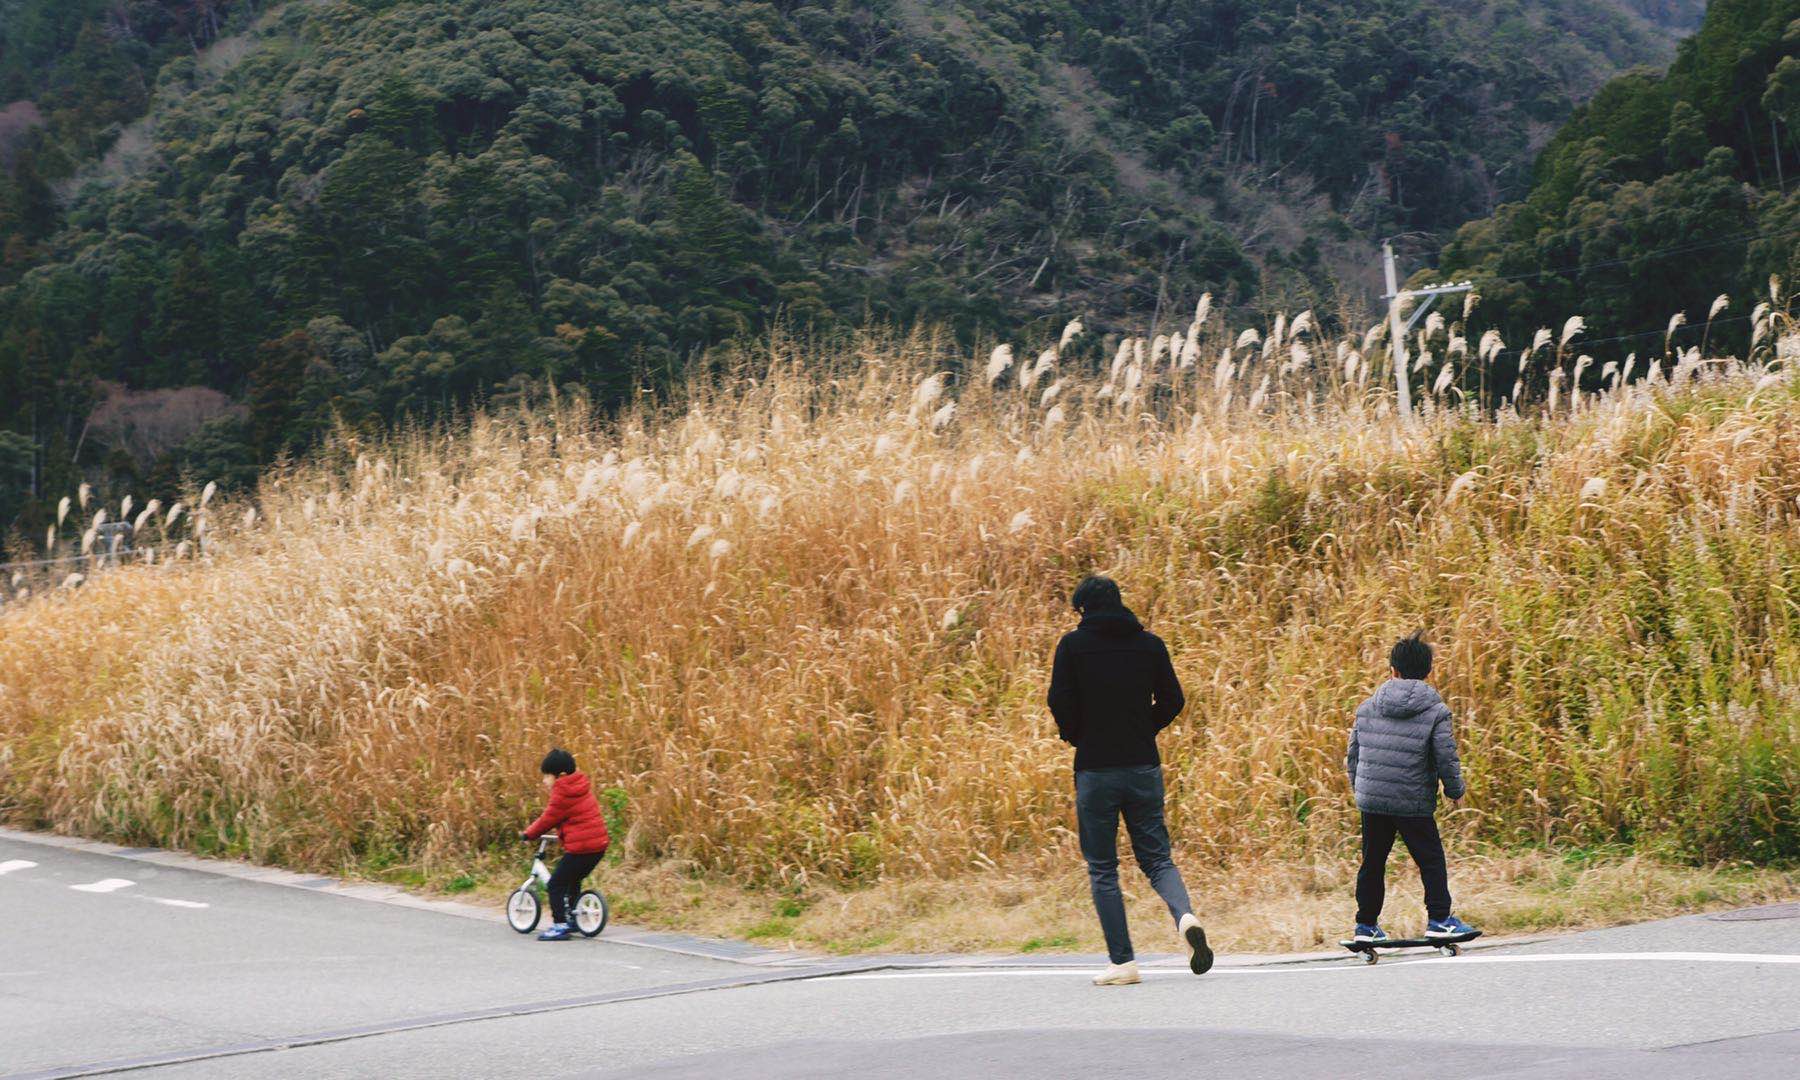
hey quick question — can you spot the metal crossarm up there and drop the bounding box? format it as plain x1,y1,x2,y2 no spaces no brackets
1383,241,1474,421
1381,281,1474,301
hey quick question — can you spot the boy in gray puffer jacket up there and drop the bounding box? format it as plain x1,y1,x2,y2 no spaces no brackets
1344,631,1479,942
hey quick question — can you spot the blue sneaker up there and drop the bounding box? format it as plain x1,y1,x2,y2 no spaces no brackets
1353,923,1388,943
537,924,572,941
1426,915,1477,939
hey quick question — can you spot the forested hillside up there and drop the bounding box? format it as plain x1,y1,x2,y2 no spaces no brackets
1440,0,1799,384
1630,0,1712,30
0,0,1692,537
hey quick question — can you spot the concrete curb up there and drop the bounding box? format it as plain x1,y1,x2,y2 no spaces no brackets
0,826,1549,971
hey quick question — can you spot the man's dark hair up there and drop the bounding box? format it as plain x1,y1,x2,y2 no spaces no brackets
1070,575,1123,614
540,748,576,775
1390,631,1433,680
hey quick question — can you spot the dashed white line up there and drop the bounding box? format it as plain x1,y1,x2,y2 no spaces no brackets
147,897,210,909
70,877,135,893
0,858,37,875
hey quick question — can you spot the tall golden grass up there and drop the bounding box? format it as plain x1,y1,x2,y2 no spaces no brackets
3,303,1799,895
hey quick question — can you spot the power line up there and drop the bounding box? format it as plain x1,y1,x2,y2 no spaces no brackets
1459,225,1800,288
1470,312,1760,369
1391,221,1796,368
0,552,109,571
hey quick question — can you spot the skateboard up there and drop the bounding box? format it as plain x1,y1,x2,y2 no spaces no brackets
1339,929,1481,964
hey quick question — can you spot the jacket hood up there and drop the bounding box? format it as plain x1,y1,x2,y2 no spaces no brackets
1079,606,1144,638
1372,678,1443,719
553,770,592,797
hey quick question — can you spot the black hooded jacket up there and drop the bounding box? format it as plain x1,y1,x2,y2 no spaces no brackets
1046,607,1186,770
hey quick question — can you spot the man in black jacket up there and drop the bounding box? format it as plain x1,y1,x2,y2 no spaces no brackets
1048,575,1212,985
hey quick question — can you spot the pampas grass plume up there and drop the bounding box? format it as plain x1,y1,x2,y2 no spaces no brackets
1059,319,1083,351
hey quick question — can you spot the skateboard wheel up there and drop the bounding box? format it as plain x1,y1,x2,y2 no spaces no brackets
1439,944,1460,957
1363,951,1379,965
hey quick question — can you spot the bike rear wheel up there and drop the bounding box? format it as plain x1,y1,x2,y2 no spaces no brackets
574,890,609,937
507,888,542,933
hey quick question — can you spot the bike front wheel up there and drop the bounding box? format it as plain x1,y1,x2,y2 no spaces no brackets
506,888,542,933
574,890,609,937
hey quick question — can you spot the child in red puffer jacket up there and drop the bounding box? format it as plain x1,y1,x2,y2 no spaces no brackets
520,748,610,941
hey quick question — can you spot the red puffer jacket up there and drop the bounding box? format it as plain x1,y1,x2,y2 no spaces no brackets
524,771,611,855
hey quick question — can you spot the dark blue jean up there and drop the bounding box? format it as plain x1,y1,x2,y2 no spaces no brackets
1075,764,1195,964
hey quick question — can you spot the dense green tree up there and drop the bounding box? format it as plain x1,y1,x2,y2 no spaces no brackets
160,414,260,491
248,330,321,462
147,248,222,387
287,135,433,344
0,428,35,534
1663,100,1710,168
1441,0,1800,383
366,74,438,154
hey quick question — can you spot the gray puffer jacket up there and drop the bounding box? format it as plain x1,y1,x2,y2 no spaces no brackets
1345,679,1465,816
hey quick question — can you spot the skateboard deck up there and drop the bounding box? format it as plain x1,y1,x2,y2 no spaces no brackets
1339,929,1481,964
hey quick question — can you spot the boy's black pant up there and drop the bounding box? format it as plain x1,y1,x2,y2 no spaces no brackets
1355,812,1450,925
548,851,604,926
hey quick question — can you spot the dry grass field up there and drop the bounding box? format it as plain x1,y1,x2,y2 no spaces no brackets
4,299,1799,950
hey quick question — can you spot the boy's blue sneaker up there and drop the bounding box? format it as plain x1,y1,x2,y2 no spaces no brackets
537,924,572,941
1352,924,1388,943
1426,916,1477,939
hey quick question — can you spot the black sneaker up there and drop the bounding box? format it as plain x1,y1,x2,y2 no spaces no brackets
1179,913,1213,974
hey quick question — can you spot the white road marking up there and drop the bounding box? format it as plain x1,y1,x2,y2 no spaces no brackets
1415,951,1800,967
830,952,1800,981
12,861,208,907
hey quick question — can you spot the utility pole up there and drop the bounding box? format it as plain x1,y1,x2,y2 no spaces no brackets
1383,240,1410,418
1381,239,1473,422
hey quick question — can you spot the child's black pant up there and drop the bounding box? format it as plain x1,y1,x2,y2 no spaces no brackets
1356,812,1450,925
548,851,604,926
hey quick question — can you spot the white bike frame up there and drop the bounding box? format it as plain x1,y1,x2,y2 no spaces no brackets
520,834,557,893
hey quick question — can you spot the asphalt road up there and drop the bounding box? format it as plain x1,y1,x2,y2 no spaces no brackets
3,832,1798,1079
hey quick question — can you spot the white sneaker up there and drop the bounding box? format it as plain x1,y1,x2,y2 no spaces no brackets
1092,960,1140,986
1178,913,1213,975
